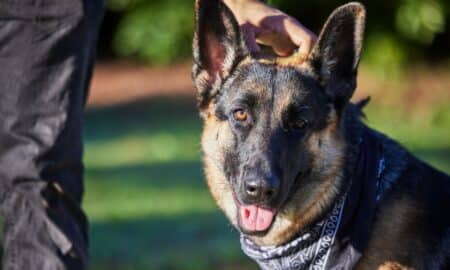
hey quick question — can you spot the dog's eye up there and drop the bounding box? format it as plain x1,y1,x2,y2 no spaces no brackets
292,119,308,130
233,109,248,122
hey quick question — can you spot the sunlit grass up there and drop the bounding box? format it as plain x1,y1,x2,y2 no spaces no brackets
365,104,450,150
85,133,200,168
364,103,450,173
84,174,215,222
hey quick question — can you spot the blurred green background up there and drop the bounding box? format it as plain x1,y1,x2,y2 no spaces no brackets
1,0,449,269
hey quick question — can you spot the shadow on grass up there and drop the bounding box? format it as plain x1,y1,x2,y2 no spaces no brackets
89,213,257,270
86,160,204,188
83,160,214,223
84,95,201,143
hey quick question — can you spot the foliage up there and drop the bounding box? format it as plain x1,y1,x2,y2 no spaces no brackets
108,0,194,65
106,0,449,72
395,0,446,45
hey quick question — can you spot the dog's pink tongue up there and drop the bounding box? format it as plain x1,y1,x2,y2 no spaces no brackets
239,205,276,232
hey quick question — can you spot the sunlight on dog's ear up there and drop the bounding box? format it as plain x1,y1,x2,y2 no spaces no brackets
192,0,249,111
308,2,366,107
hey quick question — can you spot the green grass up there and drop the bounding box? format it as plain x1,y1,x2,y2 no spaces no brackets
364,103,450,172
83,95,449,270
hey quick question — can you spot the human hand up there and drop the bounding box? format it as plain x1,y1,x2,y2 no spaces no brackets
223,0,317,57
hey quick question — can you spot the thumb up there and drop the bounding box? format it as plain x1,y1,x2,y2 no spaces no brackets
256,31,297,56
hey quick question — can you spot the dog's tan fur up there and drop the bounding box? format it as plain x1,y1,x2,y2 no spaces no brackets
377,262,414,270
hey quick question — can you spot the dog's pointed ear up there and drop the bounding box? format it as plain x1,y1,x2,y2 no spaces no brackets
192,0,249,112
308,2,366,109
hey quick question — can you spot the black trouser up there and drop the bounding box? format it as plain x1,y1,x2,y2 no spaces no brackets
0,1,104,269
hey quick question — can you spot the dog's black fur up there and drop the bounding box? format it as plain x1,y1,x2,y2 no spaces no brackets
192,0,450,269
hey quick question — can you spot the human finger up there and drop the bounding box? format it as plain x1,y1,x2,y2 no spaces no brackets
283,17,317,56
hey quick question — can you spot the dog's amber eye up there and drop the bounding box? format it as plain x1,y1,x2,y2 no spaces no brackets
293,119,308,130
233,109,248,122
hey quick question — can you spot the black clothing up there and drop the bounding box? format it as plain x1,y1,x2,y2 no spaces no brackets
0,1,104,269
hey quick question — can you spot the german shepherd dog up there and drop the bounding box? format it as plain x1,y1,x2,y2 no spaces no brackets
192,1,450,269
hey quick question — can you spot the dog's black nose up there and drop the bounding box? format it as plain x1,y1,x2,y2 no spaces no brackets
243,176,279,204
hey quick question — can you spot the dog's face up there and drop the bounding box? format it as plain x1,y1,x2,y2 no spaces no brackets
193,0,365,246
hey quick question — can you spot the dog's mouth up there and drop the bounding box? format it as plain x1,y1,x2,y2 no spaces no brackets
231,169,310,235
238,204,277,234
231,192,278,235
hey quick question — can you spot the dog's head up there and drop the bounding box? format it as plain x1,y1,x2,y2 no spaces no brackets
193,0,365,246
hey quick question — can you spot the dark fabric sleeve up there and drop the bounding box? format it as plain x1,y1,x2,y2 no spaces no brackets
0,0,104,269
